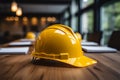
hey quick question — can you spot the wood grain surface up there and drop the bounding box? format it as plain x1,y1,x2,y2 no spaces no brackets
0,46,120,80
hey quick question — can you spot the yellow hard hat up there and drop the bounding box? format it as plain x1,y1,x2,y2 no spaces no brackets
75,32,82,41
31,24,97,67
26,32,36,39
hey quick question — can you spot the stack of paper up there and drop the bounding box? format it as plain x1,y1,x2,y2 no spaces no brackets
82,46,117,53
20,39,35,42
9,42,32,46
0,47,29,54
81,41,98,46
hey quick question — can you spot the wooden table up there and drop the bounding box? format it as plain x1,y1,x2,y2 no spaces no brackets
0,44,120,80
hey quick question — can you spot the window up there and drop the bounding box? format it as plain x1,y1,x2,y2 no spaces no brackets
65,20,69,26
101,1,120,45
71,0,78,15
70,0,79,31
71,16,78,31
63,11,70,26
81,10,93,33
81,0,94,9
64,11,69,19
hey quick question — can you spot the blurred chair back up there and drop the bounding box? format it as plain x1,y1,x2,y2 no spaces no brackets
108,31,120,50
87,31,102,45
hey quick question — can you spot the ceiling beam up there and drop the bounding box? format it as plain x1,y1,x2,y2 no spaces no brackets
0,0,71,5
0,12,60,18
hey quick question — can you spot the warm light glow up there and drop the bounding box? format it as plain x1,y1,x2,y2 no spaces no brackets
14,17,19,21
40,17,46,26
23,17,28,25
47,17,56,22
5,17,10,21
41,17,46,22
5,17,19,21
31,17,38,25
11,1,18,12
47,17,52,22
16,7,22,16
23,17,28,22
52,17,56,22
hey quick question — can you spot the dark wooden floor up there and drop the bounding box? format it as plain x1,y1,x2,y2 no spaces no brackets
0,46,120,80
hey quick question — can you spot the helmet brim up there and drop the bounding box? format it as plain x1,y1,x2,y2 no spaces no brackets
53,56,97,67
59,56,97,67
32,54,97,67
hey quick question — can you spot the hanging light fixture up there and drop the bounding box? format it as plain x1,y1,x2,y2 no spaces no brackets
16,7,22,16
11,1,18,12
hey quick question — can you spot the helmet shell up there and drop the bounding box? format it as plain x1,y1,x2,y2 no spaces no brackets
32,24,97,67
34,24,83,58
26,32,36,39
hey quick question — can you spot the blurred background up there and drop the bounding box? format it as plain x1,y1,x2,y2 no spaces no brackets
0,0,120,46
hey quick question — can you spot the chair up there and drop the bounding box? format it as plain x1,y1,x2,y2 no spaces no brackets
108,31,120,50
86,31,102,45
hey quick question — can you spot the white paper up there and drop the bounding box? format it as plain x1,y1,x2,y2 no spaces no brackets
0,47,29,54
20,39,35,42
9,42,32,46
81,41,98,46
82,46,117,53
